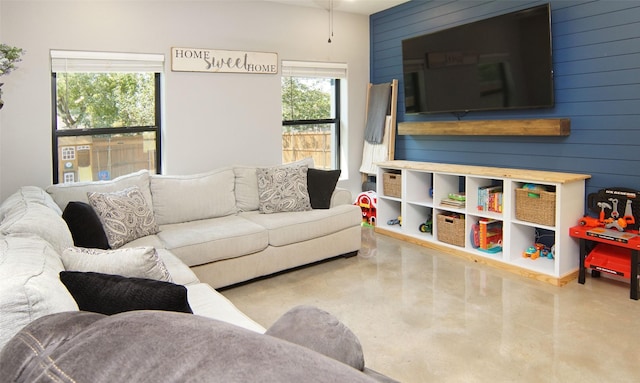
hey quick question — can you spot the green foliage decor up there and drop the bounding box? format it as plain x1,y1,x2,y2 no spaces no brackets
0,43,25,109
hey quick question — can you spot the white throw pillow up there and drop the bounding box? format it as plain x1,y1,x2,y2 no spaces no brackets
61,246,173,282
87,186,159,248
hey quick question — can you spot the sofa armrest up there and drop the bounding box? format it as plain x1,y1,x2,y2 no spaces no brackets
330,188,353,208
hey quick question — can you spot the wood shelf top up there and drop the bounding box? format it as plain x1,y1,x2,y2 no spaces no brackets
376,160,591,184
398,118,570,136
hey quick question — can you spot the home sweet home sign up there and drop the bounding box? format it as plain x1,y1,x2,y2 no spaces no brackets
171,47,278,74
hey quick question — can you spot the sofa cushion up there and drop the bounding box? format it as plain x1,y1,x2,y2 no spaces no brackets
241,204,362,247
257,165,312,214
88,186,159,248
61,246,173,282
307,168,341,209
266,305,365,371
59,271,193,315
0,236,79,350
186,283,265,333
45,169,153,212
62,201,110,249
0,186,63,221
234,158,314,212
0,202,74,254
150,168,237,225
0,311,380,383
154,249,200,286
157,215,269,267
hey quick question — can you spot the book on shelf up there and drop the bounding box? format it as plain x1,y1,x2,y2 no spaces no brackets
440,192,465,208
440,198,465,208
477,185,503,213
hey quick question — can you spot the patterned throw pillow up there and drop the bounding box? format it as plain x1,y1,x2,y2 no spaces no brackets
61,246,173,282
87,186,159,248
256,166,312,214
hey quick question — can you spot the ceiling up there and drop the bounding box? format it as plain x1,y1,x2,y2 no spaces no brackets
265,0,410,15
28,1,409,16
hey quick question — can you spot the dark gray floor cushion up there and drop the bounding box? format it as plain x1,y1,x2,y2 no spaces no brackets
266,305,365,370
0,311,382,383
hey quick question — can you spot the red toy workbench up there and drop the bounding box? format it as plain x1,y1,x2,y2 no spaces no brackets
569,225,640,300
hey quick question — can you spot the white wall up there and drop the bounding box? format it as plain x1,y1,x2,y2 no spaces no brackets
0,0,370,200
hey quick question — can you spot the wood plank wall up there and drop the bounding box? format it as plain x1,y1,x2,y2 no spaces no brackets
370,0,640,196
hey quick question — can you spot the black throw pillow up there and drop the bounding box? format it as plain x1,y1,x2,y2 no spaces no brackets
59,271,193,315
62,201,110,249
307,168,341,209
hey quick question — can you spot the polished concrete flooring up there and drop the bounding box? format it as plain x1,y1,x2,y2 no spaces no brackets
222,227,640,383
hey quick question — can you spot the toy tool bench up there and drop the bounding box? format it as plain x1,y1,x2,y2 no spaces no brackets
569,187,640,300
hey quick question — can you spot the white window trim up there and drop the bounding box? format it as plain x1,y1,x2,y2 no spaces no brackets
51,50,165,73
281,60,347,79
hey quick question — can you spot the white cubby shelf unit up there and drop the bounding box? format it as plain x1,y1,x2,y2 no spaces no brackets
375,161,591,286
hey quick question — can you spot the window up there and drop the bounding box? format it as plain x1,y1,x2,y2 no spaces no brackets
281,61,346,170
51,50,164,183
61,146,75,161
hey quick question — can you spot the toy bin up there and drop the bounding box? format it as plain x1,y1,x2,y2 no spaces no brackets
437,213,465,247
515,188,556,226
383,172,402,198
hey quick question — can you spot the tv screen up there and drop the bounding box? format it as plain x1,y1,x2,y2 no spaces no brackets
401,4,554,115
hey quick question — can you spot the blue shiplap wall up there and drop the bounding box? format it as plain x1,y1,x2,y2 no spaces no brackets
370,0,640,196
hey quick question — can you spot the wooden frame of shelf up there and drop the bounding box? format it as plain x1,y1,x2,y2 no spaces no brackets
398,118,570,136
374,161,591,286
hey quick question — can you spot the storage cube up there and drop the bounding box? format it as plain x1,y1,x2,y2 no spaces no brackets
383,173,402,198
437,213,465,247
515,188,556,226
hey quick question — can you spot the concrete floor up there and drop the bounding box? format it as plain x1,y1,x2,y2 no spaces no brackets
222,227,640,383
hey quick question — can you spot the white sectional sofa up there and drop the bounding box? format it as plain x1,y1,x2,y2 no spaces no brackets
46,164,362,288
0,162,362,350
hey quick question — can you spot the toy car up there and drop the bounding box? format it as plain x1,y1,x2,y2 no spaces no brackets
419,217,433,233
523,246,540,260
387,216,402,226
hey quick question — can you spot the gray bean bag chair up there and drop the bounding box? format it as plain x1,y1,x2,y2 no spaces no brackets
0,307,397,382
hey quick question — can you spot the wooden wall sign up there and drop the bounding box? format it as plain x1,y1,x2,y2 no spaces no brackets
171,47,278,74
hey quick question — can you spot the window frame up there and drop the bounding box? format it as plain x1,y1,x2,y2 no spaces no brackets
281,60,347,171
282,78,341,169
50,50,163,184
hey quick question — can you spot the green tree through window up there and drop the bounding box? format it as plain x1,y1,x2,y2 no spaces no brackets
56,73,155,129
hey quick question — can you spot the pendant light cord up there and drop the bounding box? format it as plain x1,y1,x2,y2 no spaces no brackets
328,0,334,43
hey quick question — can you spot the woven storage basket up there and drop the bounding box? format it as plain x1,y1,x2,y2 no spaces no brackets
437,214,465,247
515,188,556,226
383,173,402,198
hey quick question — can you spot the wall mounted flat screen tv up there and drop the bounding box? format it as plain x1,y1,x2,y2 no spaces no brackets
401,4,554,115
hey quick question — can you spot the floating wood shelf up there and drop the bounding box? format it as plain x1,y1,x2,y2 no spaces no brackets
398,118,570,136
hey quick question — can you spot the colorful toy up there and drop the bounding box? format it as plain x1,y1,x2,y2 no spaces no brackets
355,191,377,227
387,216,402,226
419,216,433,233
586,187,639,231
523,243,553,260
523,246,539,259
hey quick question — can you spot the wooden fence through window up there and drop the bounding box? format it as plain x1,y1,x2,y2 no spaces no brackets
282,131,332,169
